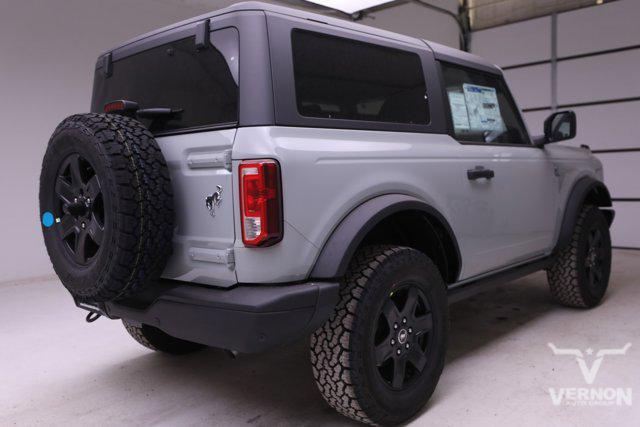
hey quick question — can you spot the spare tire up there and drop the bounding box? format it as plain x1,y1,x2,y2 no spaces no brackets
39,113,174,303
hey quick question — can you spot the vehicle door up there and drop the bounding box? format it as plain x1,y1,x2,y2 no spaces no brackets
438,62,560,276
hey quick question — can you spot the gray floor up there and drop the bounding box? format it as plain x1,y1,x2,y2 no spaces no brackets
1,250,639,426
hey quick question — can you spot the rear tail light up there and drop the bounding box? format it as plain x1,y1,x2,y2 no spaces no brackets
239,160,283,247
104,99,139,116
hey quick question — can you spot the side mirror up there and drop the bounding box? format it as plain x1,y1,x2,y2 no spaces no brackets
543,110,576,144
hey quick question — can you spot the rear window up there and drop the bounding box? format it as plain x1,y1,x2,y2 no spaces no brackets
91,27,239,134
291,29,429,125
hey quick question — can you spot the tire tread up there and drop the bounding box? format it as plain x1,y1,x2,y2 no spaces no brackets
122,320,205,355
310,245,443,425
547,205,609,308
41,113,174,302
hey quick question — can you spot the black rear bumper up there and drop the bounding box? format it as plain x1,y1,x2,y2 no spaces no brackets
100,281,340,353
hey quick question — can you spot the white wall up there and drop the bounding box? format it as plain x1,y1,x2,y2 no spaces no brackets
359,0,460,47
471,0,640,248
470,15,553,111
0,0,219,282
0,0,459,283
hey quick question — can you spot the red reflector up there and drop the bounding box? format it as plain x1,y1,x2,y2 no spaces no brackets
239,160,282,247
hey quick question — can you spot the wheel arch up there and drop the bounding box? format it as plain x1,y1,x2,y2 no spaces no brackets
555,176,614,253
310,194,461,284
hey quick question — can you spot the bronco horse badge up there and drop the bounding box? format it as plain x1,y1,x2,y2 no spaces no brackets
206,185,223,217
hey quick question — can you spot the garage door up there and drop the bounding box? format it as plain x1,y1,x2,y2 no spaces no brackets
471,0,640,248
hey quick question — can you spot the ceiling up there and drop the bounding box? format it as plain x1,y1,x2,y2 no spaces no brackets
301,0,396,14
158,0,616,31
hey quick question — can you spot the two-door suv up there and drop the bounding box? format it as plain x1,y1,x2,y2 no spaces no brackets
39,2,614,425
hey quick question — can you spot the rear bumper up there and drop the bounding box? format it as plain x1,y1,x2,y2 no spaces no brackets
102,281,340,353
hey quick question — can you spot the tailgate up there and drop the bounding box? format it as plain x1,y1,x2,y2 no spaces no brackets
156,129,238,287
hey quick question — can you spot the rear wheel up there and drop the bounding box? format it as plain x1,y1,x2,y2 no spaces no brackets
310,246,448,425
122,320,205,355
547,205,612,308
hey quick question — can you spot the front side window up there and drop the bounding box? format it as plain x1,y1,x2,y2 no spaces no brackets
291,29,429,125
441,63,529,144
91,28,239,134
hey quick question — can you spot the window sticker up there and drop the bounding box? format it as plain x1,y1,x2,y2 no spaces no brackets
462,83,505,133
447,91,470,131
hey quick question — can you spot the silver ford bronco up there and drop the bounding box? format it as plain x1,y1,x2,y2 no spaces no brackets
39,2,614,425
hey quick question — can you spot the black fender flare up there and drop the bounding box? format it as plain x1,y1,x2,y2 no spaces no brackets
555,176,614,253
310,194,461,280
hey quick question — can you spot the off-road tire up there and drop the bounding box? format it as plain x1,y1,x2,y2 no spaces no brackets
39,113,174,302
547,205,612,308
310,245,448,426
122,320,205,355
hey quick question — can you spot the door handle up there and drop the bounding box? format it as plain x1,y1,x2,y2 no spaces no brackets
467,166,495,181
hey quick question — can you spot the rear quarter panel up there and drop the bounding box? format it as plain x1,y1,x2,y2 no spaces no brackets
231,126,491,282
232,126,450,283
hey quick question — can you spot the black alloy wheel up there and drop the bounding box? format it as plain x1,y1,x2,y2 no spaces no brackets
584,225,606,295
54,153,105,265
374,285,433,390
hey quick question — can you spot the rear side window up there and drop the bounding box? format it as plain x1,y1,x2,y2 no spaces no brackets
291,29,429,125
441,62,529,145
91,28,239,134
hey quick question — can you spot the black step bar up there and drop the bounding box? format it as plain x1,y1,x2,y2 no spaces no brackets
447,256,553,304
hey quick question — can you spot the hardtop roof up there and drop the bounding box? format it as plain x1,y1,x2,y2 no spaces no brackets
102,1,500,75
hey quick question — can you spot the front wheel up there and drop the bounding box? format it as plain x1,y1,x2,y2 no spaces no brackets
310,246,448,426
547,205,612,308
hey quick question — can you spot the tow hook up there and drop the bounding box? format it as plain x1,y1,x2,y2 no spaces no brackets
75,300,108,323
85,311,102,323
